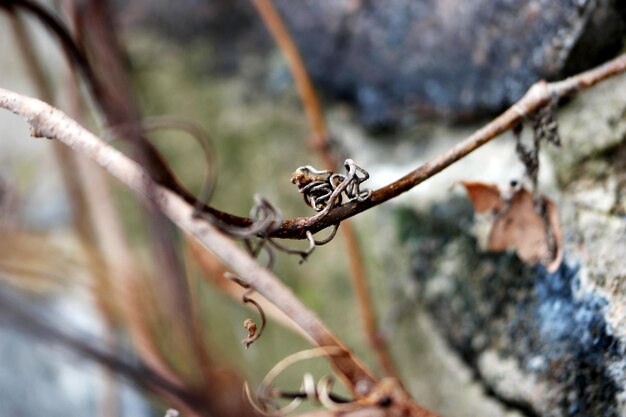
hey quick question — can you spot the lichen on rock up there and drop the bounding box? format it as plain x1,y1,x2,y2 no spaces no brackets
398,201,625,416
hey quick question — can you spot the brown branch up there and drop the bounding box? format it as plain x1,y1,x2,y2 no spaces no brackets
0,90,440,415
249,0,328,154
8,10,122,417
341,221,399,378
250,0,400,379
54,3,197,401
0,88,379,395
5,1,625,244
270,52,626,239
99,50,625,240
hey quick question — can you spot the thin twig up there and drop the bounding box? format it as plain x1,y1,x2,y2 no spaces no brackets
75,51,622,240
250,0,403,379
2,88,422,414
249,0,328,154
5,0,626,243
2,44,624,417
0,88,378,395
8,9,121,417
270,52,626,239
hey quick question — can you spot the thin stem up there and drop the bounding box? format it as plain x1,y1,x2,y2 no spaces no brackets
7,0,625,245
8,10,121,417
249,0,328,154
342,221,398,378
250,0,400,379
0,88,377,394
271,52,626,239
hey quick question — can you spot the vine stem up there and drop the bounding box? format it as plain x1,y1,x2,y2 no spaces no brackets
0,87,374,392
250,0,400,379
2,49,625,417
249,0,328,157
0,87,442,416
4,0,625,244
271,52,626,239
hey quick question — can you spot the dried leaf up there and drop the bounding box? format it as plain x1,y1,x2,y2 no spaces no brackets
462,182,563,272
460,181,504,213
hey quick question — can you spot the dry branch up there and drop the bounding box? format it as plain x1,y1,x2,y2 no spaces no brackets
122,51,626,240
251,0,400,379
250,0,327,153
0,87,444,416
0,87,376,394
271,52,626,239
3,42,624,417
6,0,625,246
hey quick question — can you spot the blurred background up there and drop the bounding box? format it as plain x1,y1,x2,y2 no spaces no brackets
1,1,626,417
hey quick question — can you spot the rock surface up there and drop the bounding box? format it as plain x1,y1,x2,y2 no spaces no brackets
2,3,626,416
124,0,626,128
375,72,626,416
275,0,625,127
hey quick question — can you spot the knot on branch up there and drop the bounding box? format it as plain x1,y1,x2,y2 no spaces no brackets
291,159,371,212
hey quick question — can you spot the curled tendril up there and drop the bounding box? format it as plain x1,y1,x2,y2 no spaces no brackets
103,116,219,215
316,375,358,412
225,273,266,349
140,117,218,211
267,224,340,263
213,194,283,240
292,159,371,215
244,347,352,415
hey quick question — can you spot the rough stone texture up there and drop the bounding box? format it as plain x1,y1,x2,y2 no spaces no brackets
398,203,625,416
124,0,626,128
373,72,626,417
287,0,626,128
314,31,626,412
275,0,625,127
549,74,626,178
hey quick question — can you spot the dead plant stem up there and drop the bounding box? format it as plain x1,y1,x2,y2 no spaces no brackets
0,87,378,393
250,0,400,379
8,11,121,417
249,0,327,151
268,52,626,239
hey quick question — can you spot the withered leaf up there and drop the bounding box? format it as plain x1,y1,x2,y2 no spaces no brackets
462,182,563,272
460,181,504,213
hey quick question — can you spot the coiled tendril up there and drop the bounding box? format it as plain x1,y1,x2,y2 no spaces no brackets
291,159,371,214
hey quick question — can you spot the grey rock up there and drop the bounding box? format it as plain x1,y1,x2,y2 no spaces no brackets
347,29,626,417
398,199,625,417
385,75,626,414
275,0,625,128
123,0,626,128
